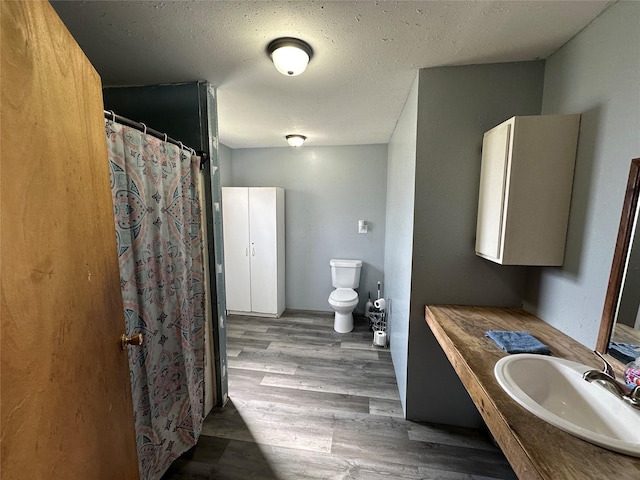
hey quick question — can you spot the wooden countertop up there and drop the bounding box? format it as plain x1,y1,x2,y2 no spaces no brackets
425,305,640,480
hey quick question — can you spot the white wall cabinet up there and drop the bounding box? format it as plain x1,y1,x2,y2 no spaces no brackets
222,187,285,316
475,114,580,265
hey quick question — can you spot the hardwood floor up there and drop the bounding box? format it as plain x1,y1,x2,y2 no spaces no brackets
162,312,517,479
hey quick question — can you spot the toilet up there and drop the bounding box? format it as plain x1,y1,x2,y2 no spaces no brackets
328,259,362,333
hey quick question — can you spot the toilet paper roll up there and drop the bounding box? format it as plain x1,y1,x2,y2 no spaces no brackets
374,330,387,347
374,298,386,310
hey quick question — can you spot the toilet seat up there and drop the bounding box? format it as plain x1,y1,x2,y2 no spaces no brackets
329,288,358,306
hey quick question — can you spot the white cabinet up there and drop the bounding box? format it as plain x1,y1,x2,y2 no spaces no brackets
475,114,580,266
222,187,285,316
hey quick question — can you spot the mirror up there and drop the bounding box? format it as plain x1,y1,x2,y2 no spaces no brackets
597,158,640,363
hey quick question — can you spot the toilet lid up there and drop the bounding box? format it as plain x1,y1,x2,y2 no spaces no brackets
330,289,357,302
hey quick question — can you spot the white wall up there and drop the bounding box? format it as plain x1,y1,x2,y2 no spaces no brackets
225,144,388,313
385,73,418,414
524,1,640,348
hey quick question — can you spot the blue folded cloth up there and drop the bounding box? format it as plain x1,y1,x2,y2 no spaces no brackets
608,341,640,364
486,330,551,354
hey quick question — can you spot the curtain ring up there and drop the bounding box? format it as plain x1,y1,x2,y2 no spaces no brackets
140,123,147,135
178,141,184,151
108,110,116,121
163,133,168,143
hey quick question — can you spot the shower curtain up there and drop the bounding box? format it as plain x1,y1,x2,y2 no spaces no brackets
105,119,205,480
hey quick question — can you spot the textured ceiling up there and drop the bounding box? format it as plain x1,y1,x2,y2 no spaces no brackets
51,1,612,149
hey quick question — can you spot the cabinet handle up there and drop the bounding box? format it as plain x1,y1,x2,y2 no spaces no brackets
245,246,249,256
252,247,256,256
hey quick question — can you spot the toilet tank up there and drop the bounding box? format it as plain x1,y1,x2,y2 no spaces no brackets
330,259,362,288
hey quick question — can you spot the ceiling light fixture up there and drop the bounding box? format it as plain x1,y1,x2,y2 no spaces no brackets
286,134,306,147
267,37,313,76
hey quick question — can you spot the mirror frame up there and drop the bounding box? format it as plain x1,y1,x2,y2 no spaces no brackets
597,158,640,353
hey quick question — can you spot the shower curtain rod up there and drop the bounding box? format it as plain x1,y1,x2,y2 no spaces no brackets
104,110,209,170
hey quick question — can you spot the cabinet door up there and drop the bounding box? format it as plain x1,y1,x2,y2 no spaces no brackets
249,188,279,314
476,122,511,261
222,188,251,312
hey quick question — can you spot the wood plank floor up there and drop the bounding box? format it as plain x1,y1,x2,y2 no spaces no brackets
162,312,517,479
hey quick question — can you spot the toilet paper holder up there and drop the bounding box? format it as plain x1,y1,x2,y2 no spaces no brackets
373,298,385,310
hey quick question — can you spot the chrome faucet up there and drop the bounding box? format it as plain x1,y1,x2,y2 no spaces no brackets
582,351,640,410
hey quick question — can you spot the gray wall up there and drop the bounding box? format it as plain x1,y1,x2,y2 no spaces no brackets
224,145,388,313
406,62,545,425
219,143,232,187
385,73,419,413
524,1,640,348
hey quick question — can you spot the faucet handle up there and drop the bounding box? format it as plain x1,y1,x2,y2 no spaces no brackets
594,350,616,379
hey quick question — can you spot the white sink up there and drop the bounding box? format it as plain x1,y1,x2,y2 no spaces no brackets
494,354,640,457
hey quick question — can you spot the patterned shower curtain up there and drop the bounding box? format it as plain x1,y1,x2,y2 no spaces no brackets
105,119,205,480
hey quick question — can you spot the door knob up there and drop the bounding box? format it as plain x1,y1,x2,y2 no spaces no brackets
120,333,143,350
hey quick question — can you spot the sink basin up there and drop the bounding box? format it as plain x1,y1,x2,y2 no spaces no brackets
494,354,640,457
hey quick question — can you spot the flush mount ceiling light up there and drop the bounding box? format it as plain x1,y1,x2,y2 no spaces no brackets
267,37,313,76
286,134,306,147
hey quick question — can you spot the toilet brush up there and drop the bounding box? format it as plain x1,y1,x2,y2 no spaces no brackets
364,293,373,319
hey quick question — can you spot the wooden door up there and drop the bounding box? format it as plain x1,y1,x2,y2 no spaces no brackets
249,188,279,314
222,187,252,312
1,2,139,479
